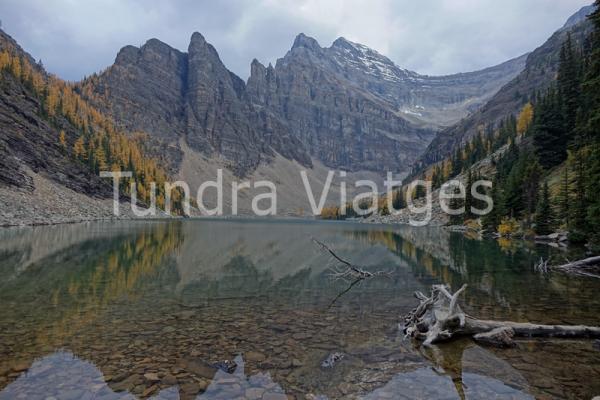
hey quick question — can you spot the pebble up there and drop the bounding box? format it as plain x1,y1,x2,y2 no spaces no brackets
143,372,160,382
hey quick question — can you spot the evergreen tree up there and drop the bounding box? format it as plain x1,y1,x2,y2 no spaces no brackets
482,178,503,232
534,182,554,235
522,157,542,225
502,155,526,219
582,1,600,139
580,1,600,249
558,33,581,136
570,150,588,238
586,142,600,249
532,89,567,168
449,185,465,226
464,169,474,219
558,165,570,226
451,148,463,177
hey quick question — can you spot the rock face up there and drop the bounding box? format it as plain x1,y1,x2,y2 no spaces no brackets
413,5,595,172
246,36,433,173
83,32,526,176
246,34,526,173
85,33,312,177
185,32,264,175
97,39,188,142
290,35,527,128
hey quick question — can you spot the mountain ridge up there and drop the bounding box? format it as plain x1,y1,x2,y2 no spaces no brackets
413,5,596,173
80,31,526,177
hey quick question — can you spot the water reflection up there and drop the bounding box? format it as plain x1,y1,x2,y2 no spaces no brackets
348,227,600,325
0,351,286,400
0,346,538,400
0,220,599,399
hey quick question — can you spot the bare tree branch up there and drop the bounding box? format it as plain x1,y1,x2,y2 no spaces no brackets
313,237,393,307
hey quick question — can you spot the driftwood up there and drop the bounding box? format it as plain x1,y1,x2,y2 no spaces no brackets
402,284,600,346
552,256,600,279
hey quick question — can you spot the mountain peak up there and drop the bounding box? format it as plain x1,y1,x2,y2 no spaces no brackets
143,38,170,49
114,45,139,65
190,31,207,45
141,38,182,57
188,31,221,61
291,33,321,51
250,58,266,76
330,37,393,64
331,36,353,48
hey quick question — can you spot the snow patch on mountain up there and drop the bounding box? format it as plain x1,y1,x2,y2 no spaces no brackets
330,37,421,83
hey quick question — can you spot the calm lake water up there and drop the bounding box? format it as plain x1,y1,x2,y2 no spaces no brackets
0,219,599,399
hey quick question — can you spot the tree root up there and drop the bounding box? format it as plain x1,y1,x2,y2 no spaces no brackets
402,284,600,347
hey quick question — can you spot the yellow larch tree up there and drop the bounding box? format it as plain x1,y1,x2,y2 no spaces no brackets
517,102,534,135
10,56,21,78
0,50,9,70
46,84,60,118
73,136,86,160
59,130,66,148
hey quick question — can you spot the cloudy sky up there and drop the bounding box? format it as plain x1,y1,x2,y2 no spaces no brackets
0,0,592,81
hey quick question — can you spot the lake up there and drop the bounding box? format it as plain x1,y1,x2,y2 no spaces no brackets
0,219,599,399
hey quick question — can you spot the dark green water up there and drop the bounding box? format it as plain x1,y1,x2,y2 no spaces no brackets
0,219,599,399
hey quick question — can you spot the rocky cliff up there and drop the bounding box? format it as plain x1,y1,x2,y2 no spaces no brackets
83,33,312,177
246,35,434,173
82,32,526,177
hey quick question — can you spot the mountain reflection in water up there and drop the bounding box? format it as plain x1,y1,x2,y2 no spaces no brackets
0,348,535,400
0,219,599,399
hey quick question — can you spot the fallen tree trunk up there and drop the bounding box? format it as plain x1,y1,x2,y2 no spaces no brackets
402,284,600,346
552,256,600,279
463,318,600,338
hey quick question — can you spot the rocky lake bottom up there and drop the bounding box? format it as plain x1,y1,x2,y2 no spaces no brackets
0,219,599,399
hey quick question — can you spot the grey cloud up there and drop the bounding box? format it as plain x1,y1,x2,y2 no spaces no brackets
0,0,592,81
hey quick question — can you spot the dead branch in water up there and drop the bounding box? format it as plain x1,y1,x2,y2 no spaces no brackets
402,284,600,347
552,256,600,279
534,257,549,274
312,238,392,281
312,238,392,308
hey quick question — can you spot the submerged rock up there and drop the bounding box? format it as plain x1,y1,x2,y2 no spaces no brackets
211,360,238,374
320,352,345,369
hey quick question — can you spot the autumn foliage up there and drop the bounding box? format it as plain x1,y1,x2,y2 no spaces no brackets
0,49,184,212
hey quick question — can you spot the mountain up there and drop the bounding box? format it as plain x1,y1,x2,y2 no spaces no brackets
563,4,596,28
246,34,433,173
0,29,181,226
0,30,111,197
282,35,527,128
0,20,539,220
81,33,525,177
82,33,312,177
413,5,595,173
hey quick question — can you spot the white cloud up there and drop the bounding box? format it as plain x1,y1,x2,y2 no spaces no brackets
0,0,592,80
